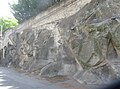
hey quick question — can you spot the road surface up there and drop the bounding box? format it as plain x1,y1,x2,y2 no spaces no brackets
0,67,104,89
0,67,69,89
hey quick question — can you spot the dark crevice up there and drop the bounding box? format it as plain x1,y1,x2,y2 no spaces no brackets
107,37,118,60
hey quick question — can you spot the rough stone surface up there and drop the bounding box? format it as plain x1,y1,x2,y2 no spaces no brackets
1,0,120,84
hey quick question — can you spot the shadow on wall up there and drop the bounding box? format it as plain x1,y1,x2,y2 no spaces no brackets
99,80,120,89
0,49,3,64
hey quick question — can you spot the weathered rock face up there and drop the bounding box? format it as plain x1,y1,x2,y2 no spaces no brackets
59,0,120,84
2,0,120,84
5,23,78,77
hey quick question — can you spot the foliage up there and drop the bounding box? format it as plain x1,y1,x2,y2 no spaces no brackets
0,17,18,32
10,0,64,23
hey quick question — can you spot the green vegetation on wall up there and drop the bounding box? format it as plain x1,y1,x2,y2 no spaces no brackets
0,17,18,32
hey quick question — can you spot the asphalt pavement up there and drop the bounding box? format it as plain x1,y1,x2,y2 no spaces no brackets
0,67,67,89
